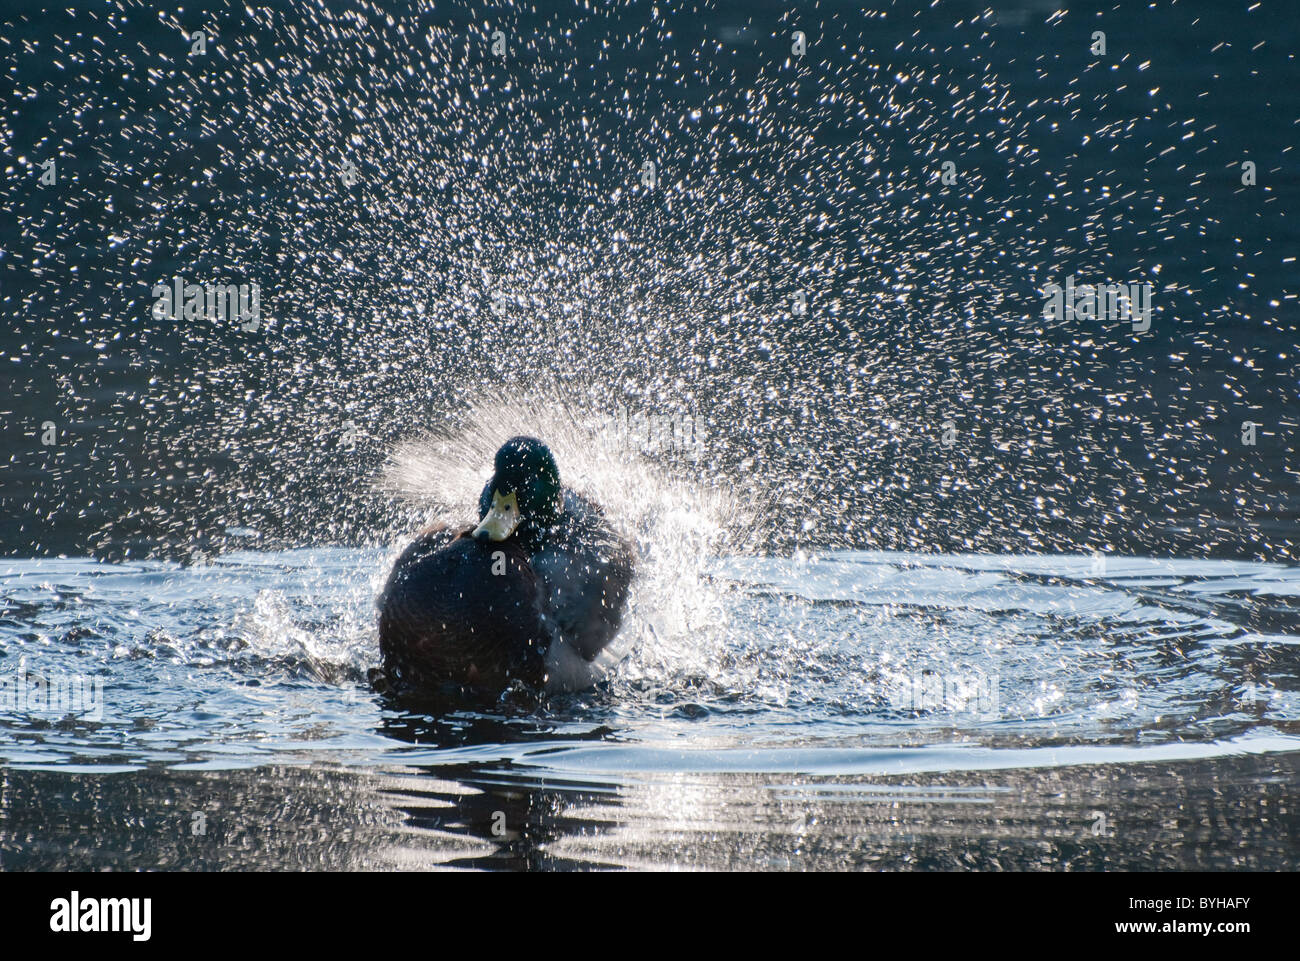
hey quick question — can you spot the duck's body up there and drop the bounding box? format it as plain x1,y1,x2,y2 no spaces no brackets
378,530,550,692
377,437,634,700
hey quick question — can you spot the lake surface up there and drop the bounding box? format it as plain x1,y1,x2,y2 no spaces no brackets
3,548,1298,869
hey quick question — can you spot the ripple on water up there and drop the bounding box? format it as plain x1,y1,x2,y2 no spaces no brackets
2,549,1298,772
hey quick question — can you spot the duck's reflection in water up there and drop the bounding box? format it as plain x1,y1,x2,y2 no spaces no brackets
374,710,621,869
3,748,1298,870
372,732,1300,871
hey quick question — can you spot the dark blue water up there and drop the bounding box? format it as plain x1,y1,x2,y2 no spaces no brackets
1,1,1298,869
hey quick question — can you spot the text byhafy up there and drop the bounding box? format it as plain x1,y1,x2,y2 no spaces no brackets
1130,897,1251,911
50,892,151,941
1041,274,1154,332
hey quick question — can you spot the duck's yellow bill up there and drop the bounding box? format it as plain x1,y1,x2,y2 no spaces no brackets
472,490,521,541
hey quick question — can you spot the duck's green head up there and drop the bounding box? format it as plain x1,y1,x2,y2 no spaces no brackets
473,436,563,544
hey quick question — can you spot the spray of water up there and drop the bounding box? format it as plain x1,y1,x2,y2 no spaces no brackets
5,2,1292,565
376,392,750,688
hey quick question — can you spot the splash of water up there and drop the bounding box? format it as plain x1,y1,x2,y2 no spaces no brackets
3,2,1292,565
377,391,748,686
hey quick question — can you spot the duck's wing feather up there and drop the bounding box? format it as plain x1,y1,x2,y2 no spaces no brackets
532,489,635,662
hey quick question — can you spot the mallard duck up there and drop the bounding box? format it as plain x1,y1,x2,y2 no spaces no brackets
377,436,635,699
